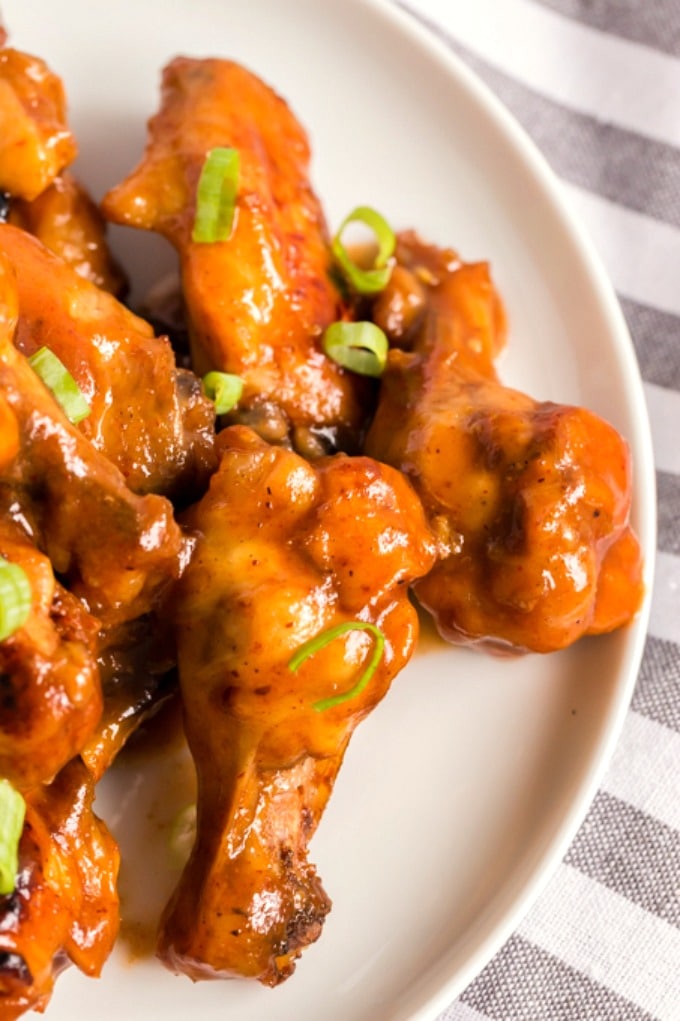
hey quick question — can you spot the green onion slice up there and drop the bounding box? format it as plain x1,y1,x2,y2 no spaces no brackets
322,321,388,377
331,205,395,294
28,347,91,424
202,371,244,414
0,556,31,642
288,621,385,712
192,147,240,243
0,779,25,895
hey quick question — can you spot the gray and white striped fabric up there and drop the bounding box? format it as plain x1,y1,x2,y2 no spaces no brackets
392,2,680,1019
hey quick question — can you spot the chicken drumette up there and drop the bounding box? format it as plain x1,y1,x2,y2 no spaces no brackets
365,232,644,653
159,425,435,984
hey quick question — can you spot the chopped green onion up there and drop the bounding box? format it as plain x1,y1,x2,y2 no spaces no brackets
192,147,240,243
288,621,385,712
322,321,388,377
0,557,31,642
28,347,91,424
331,205,395,294
202,371,244,414
0,779,25,895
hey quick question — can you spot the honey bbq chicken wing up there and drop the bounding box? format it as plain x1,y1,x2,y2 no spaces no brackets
158,425,435,984
0,37,77,202
0,223,215,498
365,232,644,653
8,172,127,296
0,516,101,790
102,58,371,457
0,759,119,1021
0,249,187,629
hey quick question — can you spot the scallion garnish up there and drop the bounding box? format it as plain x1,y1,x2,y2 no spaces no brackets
0,556,31,642
28,347,91,424
322,321,388,377
192,147,240,243
202,371,244,414
331,205,395,294
0,779,25,895
288,621,385,712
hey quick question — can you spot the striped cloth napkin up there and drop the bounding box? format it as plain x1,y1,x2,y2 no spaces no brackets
394,2,680,1020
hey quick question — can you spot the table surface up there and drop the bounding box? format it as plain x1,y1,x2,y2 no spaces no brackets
393,2,680,1020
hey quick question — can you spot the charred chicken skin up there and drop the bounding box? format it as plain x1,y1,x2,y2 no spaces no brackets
102,58,371,457
158,425,436,984
365,233,643,653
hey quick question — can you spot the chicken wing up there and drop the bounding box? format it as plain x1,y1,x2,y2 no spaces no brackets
365,232,643,653
158,425,435,984
102,58,371,457
0,223,216,498
0,516,101,790
8,172,127,296
0,759,119,1021
0,38,77,202
0,248,186,629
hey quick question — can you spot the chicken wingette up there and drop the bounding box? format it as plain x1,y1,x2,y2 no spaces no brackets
158,425,436,984
0,759,119,1021
0,223,215,498
0,516,101,790
365,232,644,653
0,245,190,620
102,58,371,457
0,34,77,202
8,172,127,297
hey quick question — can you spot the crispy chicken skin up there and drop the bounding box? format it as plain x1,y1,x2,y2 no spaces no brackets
102,58,371,457
158,425,435,984
0,223,216,498
0,759,119,1021
8,172,127,296
0,249,187,628
365,233,643,653
0,38,77,202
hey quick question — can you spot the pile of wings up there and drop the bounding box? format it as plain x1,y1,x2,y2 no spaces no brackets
0,31,643,1020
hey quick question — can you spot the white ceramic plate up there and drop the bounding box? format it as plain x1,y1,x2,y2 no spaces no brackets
6,1,655,1019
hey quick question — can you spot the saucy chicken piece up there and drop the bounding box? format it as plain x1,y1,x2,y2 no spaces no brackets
158,425,435,984
0,223,215,497
102,58,371,457
365,232,644,653
0,36,77,202
0,517,101,790
8,172,127,296
0,759,119,1021
0,251,187,628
